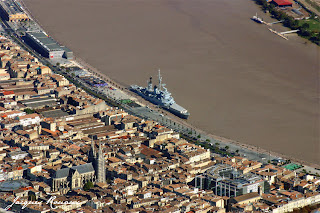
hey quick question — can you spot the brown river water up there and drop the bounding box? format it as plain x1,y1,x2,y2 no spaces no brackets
23,0,319,164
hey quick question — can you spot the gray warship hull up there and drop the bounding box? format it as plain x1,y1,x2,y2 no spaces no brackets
130,70,189,119
130,86,189,119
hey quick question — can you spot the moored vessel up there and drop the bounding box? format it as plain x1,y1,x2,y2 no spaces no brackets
130,70,190,119
252,13,263,23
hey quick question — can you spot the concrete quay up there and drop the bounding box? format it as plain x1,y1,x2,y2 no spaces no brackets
58,56,320,171
2,2,319,172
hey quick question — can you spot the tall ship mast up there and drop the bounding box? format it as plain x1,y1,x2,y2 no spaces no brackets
130,69,190,119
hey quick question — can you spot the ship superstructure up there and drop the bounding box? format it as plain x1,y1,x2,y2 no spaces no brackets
130,70,190,119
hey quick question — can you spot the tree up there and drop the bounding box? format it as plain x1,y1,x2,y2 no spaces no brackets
83,181,94,191
235,149,239,153
301,23,310,30
292,20,299,30
300,29,311,37
310,33,320,44
203,143,210,149
278,12,288,21
225,146,229,150
215,142,220,146
24,108,34,114
106,178,112,184
206,139,211,143
197,134,201,139
310,13,315,20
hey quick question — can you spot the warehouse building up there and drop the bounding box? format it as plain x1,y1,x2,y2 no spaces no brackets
20,97,58,109
61,46,73,60
25,31,73,59
0,0,29,22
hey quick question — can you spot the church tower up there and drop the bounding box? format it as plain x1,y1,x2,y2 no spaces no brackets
88,139,106,183
88,138,96,164
95,141,106,183
88,140,106,183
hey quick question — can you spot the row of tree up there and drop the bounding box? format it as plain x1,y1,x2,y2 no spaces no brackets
255,0,320,45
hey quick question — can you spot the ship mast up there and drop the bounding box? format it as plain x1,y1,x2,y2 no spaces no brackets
158,69,162,91
148,77,153,91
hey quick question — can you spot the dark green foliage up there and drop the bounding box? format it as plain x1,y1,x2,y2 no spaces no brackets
179,134,234,157
83,181,94,191
106,178,112,184
253,0,320,45
301,23,310,29
24,108,35,114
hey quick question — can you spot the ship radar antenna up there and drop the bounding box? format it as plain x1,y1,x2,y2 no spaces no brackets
148,76,153,91
158,69,162,91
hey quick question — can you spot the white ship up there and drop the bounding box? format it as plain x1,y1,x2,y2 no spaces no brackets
252,13,263,23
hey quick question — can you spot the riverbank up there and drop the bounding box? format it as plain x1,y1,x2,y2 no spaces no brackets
61,55,320,169
22,0,319,165
254,0,320,45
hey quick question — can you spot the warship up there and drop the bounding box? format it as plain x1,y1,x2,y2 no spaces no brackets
130,70,190,119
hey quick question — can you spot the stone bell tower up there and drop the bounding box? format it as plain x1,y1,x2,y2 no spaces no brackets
95,141,106,183
88,139,106,184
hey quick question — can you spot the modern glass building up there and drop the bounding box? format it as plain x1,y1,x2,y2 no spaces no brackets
195,164,268,197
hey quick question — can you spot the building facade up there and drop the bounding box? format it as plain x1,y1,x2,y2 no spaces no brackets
0,0,29,22
25,32,68,59
51,163,95,194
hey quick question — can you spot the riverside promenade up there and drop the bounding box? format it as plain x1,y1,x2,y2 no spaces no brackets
15,0,320,171
67,56,320,171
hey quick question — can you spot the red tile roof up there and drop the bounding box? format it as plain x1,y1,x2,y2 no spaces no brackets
1,91,14,95
272,0,293,6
